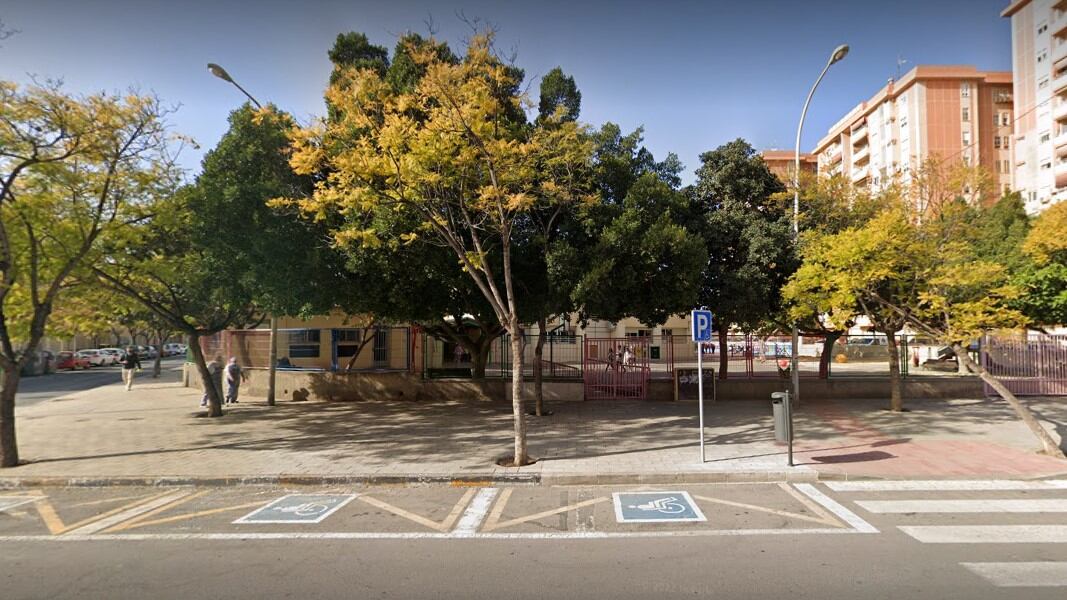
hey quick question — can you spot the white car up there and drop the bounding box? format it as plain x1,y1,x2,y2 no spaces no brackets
98,348,126,364
75,349,108,367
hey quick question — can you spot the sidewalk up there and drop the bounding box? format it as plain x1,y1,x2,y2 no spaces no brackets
4,370,1067,486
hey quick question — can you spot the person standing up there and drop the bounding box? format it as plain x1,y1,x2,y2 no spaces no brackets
201,356,224,407
224,357,243,404
122,347,141,391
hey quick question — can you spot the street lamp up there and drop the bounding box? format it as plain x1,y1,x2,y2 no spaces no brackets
207,63,263,109
206,62,276,407
790,43,848,466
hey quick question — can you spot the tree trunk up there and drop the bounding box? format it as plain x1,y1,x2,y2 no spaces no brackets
0,365,20,468
471,340,491,379
189,334,224,417
534,317,547,417
955,343,1064,459
819,332,841,379
267,316,277,407
152,332,164,378
886,332,903,411
717,327,729,380
509,330,529,465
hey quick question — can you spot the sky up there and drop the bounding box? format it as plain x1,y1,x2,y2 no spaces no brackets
1,0,1013,184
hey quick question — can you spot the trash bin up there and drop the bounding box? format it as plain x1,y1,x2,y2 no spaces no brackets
771,391,791,443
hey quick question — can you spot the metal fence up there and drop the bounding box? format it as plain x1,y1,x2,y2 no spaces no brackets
982,333,1067,396
198,327,414,372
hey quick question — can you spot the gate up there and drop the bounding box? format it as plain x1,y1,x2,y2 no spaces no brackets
982,333,1067,396
583,337,651,399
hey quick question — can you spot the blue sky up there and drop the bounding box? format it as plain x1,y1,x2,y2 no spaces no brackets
2,0,1012,184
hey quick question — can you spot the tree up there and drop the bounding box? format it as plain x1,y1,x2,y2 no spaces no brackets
283,33,594,466
689,139,795,378
537,67,581,124
1015,201,1067,328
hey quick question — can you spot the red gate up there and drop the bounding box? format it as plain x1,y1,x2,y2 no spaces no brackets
583,337,651,399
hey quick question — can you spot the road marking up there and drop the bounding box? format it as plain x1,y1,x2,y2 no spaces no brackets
483,489,611,532
0,528,863,542
778,483,845,526
961,562,1067,587
858,499,1067,513
33,491,174,535
357,489,476,533
63,491,192,536
900,525,1067,544
106,502,265,532
826,480,1067,492
0,496,39,512
102,491,209,533
691,494,843,528
70,495,155,508
792,484,878,533
234,494,357,525
452,487,498,535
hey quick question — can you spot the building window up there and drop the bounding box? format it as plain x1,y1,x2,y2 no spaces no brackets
1041,131,1051,143
899,115,907,128
962,107,970,121
1038,49,1048,63
963,155,971,166
1001,112,1012,127
994,136,1001,149
1039,22,1049,34
288,329,321,358
962,131,971,146
626,329,652,338
961,82,970,97
1041,161,1052,170
1040,76,1050,89
1004,137,1009,149
372,328,389,366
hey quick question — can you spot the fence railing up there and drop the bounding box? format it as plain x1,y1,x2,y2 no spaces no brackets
982,333,1067,396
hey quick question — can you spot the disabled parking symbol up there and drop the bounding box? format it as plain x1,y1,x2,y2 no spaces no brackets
234,494,356,524
613,491,706,523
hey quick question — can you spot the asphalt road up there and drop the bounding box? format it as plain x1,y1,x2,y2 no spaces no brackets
1,480,1066,599
14,357,185,407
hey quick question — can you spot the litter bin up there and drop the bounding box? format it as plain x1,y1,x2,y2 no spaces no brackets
770,391,791,443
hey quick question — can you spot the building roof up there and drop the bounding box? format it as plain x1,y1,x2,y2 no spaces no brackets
761,150,815,161
1001,0,1031,18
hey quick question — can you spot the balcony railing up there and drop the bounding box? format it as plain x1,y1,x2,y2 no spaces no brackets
851,144,870,164
1054,9,1067,38
851,165,869,183
1055,130,1067,156
851,123,868,142
1055,160,1067,188
1053,70,1067,95
1055,101,1067,123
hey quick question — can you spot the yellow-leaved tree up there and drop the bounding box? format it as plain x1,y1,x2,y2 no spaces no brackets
280,33,593,466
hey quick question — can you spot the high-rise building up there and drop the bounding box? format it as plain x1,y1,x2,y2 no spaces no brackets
1003,0,1067,213
760,150,817,183
812,66,1014,200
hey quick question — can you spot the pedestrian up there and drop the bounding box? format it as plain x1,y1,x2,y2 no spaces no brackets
201,356,224,407
224,357,243,404
453,343,464,365
121,347,141,391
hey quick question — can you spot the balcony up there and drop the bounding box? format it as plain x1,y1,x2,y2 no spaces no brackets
1055,40,1067,66
1053,69,1067,95
827,145,842,163
1055,130,1067,156
851,123,868,143
851,165,869,183
1054,9,1067,38
851,144,870,164
1055,101,1067,123
994,91,1013,104
1055,160,1067,188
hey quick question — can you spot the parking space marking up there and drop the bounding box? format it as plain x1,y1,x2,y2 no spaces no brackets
108,501,265,532
778,483,846,526
793,484,878,533
0,496,40,513
234,494,357,525
64,491,193,536
357,488,476,532
482,489,611,532
70,495,153,508
453,488,498,535
102,491,208,532
32,491,176,535
690,494,842,528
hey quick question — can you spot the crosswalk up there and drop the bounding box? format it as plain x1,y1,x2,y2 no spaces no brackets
830,479,1067,588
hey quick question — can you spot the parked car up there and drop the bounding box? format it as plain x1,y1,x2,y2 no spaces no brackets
136,345,159,360
20,350,55,376
97,348,125,365
75,349,108,367
56,351,90,370
163,343,185,357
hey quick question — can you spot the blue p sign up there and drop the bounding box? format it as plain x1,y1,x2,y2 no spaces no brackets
691,309,713,342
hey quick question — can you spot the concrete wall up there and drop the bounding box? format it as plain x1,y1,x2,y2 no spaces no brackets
183,364,983,403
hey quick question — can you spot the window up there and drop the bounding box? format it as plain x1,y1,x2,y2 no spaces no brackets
1038,49,1048,63
1004,137,1010,149
373,328,389,366
288,329,321,358
961,82,970,97
1041,130,1051,143
994,136,1001,149
1040,76,1050,89
962,131,971,146
1041,161,1052,170
626,329,652,338
1039,22,1048,34
962,107,970,121
1002,113,1012,127
963,154,971,166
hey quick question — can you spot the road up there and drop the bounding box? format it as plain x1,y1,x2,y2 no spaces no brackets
1,479,1066,598
14,357,184,407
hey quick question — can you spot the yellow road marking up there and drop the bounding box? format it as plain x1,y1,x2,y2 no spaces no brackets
482,488,513,531
691,493,843,528
70,494,154,508
483,490,611,532
357,489,477,533
102,491,209,533
32,491,176,535
108,501,265,532
777,483,844,527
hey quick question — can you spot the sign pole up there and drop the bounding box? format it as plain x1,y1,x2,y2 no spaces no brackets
697,341,705,463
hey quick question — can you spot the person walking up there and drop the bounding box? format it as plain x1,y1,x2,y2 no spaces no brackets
201,356,224,407
121,347,141,391
224,357,243,404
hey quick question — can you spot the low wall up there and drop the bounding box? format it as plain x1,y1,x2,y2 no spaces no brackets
183,365,983,403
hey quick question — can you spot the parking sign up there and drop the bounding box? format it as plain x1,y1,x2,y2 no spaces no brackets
691,309,713,342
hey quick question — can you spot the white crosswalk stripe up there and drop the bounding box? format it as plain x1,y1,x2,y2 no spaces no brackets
827,480,1067,492
858,499,1067,513
899,525,1067,544
961,562,1067,587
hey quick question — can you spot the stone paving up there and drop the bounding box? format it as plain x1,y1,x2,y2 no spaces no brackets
5,367,1067,483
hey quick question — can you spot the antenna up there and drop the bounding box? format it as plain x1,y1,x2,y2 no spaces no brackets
896,55,908,80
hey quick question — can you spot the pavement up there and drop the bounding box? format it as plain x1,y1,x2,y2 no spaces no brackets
3,365,1067,484
2,479,1067,598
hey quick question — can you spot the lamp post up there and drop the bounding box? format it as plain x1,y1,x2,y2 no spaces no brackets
207,62,277,407
790,44,848,467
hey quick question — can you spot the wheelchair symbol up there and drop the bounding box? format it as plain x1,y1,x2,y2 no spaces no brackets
627,496,687,514
273,502,329,517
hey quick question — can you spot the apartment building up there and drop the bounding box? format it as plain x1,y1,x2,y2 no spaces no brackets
760,150,817,183
1003,0,1067,213
813,66,1014,198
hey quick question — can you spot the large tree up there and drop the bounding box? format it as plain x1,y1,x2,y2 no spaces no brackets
283,33,593,466
1014,201,1067,328
0,82,174,467
689,139,795,378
